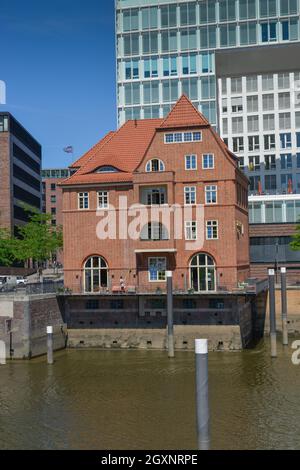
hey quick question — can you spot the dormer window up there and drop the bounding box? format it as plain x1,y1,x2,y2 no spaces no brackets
146,159,165,173
95,166,119,173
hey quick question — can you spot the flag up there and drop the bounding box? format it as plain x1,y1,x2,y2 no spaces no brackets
63,146,73,154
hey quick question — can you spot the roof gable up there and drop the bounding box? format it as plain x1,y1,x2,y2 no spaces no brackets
160,94,209,129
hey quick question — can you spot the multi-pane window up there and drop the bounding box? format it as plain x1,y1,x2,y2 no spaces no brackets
246,76,258,92
265,155,276,171
123,9,139,32
280,133,292,149
219,0,236,22
185,155,197,170
200,26,217,49
180,3,197,26
51,195,56,204
203,154,214,169
124,33,139,56
205,185,217,204
98,191,109,209
78,192,89,210
125,59,139,80
206,221,218,240
247,95,258,112
0,115,9,132
185,221,197,240
260,0,277,18
279,92,290,109
142,32,158,54
201,53,214,73
142,7,158,30
248,135,260,151
240,22,257,45
262,74,274,91
163,56,177,77
146,159,165,172
162,80,178,103
280,154,293,170
265,174,277,191
161,5,177,28
231,77,242,94
280,0,298,16
144,58,158,78
199,1,216,23
165,132,202,143
183,77,199,100
184,186,196,205
281,174,293,191
146,188,166,206
261,22,277,42
264,134,276,150
279,113,291,130
220,24,237,47
249,156,260,171
262,94,274,111
232,97,243,113
182,54,197,75
239,0,257,20
143,81,159,104
232,117,244,134
124,83,140,105
249,175,260,191
263,114,275,131
181,29,197,51
248,115,259,132
161,31,178,52
278,73,290,89
148,258,166,282
233,137,244,152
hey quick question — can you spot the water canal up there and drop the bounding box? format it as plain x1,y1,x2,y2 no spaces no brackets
0,339,299,450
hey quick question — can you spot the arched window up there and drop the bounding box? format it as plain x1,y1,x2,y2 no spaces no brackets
190,254,216,292
140,222,169,241
84,256,108,293
95,166,119,173
145,159,165,173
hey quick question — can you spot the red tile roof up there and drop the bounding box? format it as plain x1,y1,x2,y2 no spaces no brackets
61,95,237,187
160,94,209,129
70,131,115,168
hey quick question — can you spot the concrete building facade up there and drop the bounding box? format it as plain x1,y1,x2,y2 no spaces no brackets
0,113,42,234
61,96,250,294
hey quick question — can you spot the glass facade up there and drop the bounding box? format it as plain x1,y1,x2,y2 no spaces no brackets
116,0,300,126
249,196,300,223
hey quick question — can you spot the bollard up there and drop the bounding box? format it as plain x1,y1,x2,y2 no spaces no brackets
281,267,288,346
47,326,54,365
166,271,174,358
195,339,210,450
268,269,277,358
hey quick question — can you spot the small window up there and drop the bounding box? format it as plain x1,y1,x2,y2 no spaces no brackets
95,166,118,173
184,186,196,205
51,184,56,191
185,221,197,240
206,220,218,240
203,154,214,169
78,192,89,210
185,155,197,170
146,159,165,172
205,186,217,204
148,257,167,282
98,191,109,209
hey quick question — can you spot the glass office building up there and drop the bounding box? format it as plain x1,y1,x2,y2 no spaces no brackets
116,0,300,194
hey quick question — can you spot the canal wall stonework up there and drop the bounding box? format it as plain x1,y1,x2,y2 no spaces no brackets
0,293,66,359
265,288,300,335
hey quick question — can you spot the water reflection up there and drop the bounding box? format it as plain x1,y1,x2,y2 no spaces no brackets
0,340,300,450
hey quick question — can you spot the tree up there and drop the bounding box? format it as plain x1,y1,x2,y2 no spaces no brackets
290,223,300,251
13,210,63,267
0,229,16,266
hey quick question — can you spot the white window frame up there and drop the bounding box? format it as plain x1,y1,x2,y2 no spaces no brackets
206,220,219,240
202,154,215,169
98,191,109,209
145,159,165,172
185,154,197,170
148,257,167,282
184,186,196,205
78,192,89,210
185,221,197,240
205,185,218,205
164,131,202,144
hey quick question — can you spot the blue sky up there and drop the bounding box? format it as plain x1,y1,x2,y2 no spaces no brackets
0,0,116,168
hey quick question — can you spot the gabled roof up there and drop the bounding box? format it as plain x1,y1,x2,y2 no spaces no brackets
70,131,115,168
160,94,209,129
61,95,238,187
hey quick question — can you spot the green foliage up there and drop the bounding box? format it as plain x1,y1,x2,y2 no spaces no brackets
290,223,300,251
0,229,16,266
0,206,63,267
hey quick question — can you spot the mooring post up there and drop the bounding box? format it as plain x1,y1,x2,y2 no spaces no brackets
166,271,174,358
268,269,277,358
195,339,210,450
280,267,288,346
47,326,54,365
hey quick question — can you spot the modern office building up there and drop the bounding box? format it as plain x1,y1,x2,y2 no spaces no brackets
115,0,300,193
42,168,71,265
249,193,300,282
0,112,42,234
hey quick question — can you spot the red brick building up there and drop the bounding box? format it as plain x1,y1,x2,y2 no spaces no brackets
61,96,250,294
